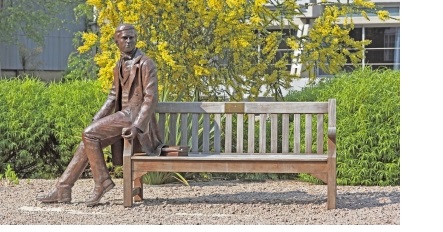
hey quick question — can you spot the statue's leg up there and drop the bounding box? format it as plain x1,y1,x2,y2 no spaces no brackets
82,111,131,206
36,142,88,203
83,136,115,206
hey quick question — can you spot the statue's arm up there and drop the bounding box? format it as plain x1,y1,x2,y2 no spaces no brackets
132,58,158,132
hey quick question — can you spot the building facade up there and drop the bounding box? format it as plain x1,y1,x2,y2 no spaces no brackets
0,5,86,81
279,0,400,91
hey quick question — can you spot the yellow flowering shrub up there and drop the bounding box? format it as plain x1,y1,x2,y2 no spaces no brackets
76,0,392,101
301,0,394,79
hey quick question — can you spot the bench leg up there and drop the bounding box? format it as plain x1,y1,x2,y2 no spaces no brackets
327,157,337,209
134,177,143,202
123,156,133,207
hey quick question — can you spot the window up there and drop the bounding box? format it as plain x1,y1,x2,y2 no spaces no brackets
269,28,299,72
363,27,400,70
316,27,400,76
384,33,396,62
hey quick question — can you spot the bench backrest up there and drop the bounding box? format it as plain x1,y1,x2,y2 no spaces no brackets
156,99,336,155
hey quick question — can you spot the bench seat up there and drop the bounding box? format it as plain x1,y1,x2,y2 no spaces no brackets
130,153,329,173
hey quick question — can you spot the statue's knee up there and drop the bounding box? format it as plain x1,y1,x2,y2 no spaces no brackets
82,126,94,140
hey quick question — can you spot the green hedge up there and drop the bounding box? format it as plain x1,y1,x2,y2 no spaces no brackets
285,68,400,186
0,77,106,178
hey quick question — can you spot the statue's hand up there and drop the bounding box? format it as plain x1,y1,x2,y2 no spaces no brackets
122,126,138,140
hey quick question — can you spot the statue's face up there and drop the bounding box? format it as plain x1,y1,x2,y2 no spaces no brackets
116,29,137,54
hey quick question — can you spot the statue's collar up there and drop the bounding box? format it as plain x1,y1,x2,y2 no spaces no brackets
120,48,138,61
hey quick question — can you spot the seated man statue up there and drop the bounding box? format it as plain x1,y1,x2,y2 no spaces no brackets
36,23,164,206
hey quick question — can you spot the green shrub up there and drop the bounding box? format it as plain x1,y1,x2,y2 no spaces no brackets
285,68,400,186
0,77,107,178
0,164,19,185
42,80,107,178
0,77,51,178
62,31,98,82
142,172,189,186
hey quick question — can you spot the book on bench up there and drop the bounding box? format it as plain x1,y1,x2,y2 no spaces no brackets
160,145,189,156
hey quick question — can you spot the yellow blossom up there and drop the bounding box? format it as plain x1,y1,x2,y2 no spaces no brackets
208,0,222,10
77,0,375,100
354,0,375,8
286,38,299,50
123,14,139,23
361,11,369,20
194,65,210,76
250,15,261,25
86,0,103,8
255,0,267,7
136,41,147,49
238,38,249,48
377,10,390,21
77,32,98,53
226,0,242,8
117,1,126,12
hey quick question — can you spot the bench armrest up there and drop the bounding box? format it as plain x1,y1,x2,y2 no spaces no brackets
327,126,336,158
328,126,336,141
123,137,134,157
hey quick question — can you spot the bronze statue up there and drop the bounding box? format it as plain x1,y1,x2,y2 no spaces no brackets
36,23,164,206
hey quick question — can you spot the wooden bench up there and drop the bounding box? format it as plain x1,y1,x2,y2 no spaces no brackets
122,99,337,209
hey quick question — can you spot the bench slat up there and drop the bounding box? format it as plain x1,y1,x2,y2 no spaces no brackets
306,114,312,153
225,114,232,153
132,153,328,161
180,113,188,146
191,114,199,152
282,114,289,153
169,113,177,145
237,114,244,153
271,114,278,153
203,114,210,152
259,114,266,153
132,159,328,174
214,114,221,153
317,114,324,154
247,114,255,153
156,102,328,114
294,114,300,153
244,102,328,114
157,102,224,113
158,113,166,140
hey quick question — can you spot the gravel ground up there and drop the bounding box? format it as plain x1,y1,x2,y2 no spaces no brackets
0,178,399,225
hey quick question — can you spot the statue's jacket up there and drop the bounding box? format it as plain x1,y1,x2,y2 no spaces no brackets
93,49,163,165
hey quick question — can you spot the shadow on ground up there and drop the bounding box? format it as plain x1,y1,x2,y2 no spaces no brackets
124,182,400,210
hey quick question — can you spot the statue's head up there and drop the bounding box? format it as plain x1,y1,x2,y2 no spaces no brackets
114,23,137,54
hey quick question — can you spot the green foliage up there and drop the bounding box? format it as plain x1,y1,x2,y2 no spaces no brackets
62,32,99,82
0,77,107,178
142,172,189,186
285,68,400,186
42,79,106,177
0,77,51,177
0,164,19,186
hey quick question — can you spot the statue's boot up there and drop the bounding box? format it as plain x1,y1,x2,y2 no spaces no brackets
36,142,88,203
83,136,115,207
